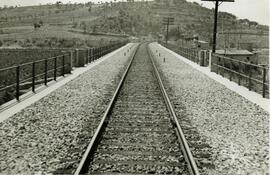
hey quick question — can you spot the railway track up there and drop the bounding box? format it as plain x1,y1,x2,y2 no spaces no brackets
75,43,199,175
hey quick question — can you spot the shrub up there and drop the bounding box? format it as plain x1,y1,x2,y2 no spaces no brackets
72,22,78,28
35,40,46,47
58,39,74,48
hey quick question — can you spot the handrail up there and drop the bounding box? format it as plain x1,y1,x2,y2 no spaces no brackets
212,53,269,69
158,40,269,98
0,52,70,71
0,41,127,104
213,63,269,86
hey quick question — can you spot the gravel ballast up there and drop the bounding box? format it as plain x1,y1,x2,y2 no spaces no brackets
149,43,269,175
0,43,137,174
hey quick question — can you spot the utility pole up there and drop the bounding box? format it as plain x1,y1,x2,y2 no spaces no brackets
213,0,218,52
177,26,180,39
166,18,169,44
163,17,174,44
201,0,234,53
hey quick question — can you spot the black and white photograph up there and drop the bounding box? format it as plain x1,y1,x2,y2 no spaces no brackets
0,0,269,174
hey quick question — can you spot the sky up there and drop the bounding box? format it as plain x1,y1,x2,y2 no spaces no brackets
0,0,269,25
188,0,269,25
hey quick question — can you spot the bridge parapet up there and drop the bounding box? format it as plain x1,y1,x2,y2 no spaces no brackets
158,41,269,98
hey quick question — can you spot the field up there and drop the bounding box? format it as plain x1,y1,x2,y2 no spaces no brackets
0,3,126,49
0,25,124,48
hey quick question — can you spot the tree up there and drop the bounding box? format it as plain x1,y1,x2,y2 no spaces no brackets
249,21,258,27
39,20,43,26
56,1,62,9
34,23,41,29
80,21,87,33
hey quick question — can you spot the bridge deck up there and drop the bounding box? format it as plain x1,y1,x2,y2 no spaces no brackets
149,42,269,175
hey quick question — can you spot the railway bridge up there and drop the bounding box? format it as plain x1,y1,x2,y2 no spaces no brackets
0,42,269,175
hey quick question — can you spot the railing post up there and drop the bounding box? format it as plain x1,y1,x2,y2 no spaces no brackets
238,62,241,85
248,68,252,91
217,57,220,74
84,50,87,65
32,62,35,92
16,65,20,101
221,57,224,77
196,50,199,64
100,47,102,57
70,51,73,72
93,48,95,61
195,50,197,63
262,68,266,98
87,48,90,63
202,50,205,66
54,56,57,81
101,47,103,56
229,61,232,81
62,55,65,76
198,50,201,65
76,49,79,66
245,64,248,84
209,50,212,70
90,48,93,62
93,48,96,60
192,50,194,62
44,59,48,86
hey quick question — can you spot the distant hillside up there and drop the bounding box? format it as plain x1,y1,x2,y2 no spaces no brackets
0,3,125,48
151,0,269,49
0,0,268,49
76,0,269,49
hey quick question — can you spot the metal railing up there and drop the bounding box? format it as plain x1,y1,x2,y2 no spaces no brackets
0,41,127,104
159,41,269,98
211,54,269,98
159,41,201,64
0,52,72,102
74,42,127,67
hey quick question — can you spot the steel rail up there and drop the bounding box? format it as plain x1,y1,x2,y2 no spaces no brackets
74,44,139,175
147,44,200,175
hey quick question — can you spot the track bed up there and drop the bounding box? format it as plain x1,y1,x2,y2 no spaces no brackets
76,43,198,175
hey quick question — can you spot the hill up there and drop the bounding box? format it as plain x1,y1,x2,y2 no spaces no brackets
0,0,268,50
0,3,126,48
73,0,268,50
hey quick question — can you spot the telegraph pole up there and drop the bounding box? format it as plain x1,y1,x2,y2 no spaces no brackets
213,0,219,53
166,18,169,44
163,17,174,44
201,0,234,53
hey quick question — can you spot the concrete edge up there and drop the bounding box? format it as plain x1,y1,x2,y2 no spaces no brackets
0,43,135,122
151,42,270,113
